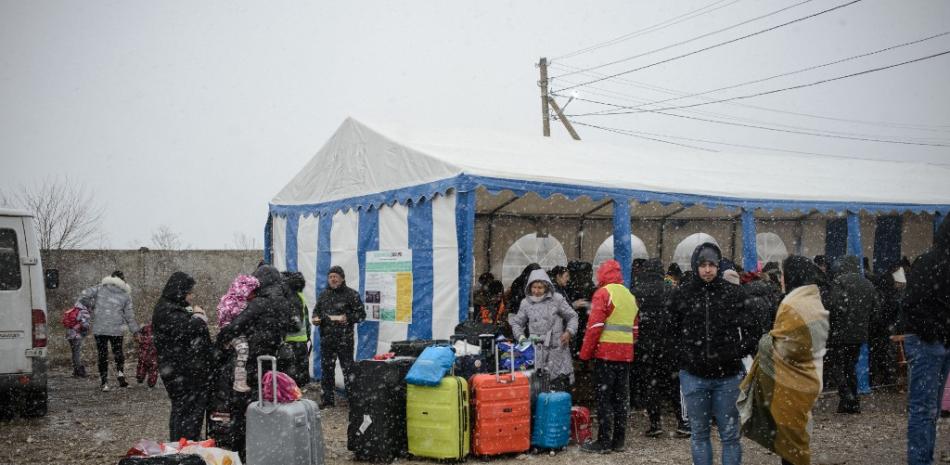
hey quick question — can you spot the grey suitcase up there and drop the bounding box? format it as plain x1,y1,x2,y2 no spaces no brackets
246,356,325,465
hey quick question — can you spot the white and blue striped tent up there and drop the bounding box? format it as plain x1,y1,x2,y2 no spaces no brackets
267,117,950,383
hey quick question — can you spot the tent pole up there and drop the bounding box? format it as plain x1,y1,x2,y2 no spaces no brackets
741,209,758,272
612,197,633,286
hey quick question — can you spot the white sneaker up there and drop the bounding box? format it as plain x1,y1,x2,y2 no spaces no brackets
101,384,110,392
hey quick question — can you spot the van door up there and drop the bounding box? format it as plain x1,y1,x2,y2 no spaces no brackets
0,216,32,374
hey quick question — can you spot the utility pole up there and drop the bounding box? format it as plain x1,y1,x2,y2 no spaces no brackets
539,57,551,137
539,57,580,140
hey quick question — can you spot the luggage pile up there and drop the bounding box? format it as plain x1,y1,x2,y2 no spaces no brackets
347,336,585,463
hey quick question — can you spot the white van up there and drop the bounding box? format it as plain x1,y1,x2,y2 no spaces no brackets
0,208,49,417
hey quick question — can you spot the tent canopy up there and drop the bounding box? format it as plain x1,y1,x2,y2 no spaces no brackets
271,117,950,216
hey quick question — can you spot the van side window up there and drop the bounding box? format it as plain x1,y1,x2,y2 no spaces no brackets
0,228,22,290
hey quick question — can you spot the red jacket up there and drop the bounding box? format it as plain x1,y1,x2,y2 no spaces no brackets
579,260,638,362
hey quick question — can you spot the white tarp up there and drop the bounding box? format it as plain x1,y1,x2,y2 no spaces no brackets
272,117,950,209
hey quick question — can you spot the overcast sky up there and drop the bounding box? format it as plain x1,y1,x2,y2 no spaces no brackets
2,0,948,249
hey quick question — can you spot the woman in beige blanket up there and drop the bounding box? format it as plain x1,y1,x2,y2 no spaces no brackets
737,255,830,465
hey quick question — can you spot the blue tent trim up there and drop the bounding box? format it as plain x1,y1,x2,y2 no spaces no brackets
269,174,950,219
285,213,299,272
408,198,434,340
455,190,476,324
263,214,273,265
356,207,380,361
311,213,334,380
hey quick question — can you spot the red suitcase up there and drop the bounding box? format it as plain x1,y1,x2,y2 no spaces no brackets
570,406,592,445
470,343,531,457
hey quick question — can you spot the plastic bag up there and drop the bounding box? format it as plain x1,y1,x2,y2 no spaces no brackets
405,345,456,386
125,439,164,457
180,445,243,465
262,370,302,403
497,340,534,371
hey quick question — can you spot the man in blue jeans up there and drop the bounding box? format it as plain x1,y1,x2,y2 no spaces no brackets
668,243,758,465
904,216,950,465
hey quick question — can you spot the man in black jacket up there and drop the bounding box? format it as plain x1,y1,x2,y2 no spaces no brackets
314,265,365,408
632,259,689,438
668,243,757,465
905,216,950,465
152,271,213,441
824,255,879,414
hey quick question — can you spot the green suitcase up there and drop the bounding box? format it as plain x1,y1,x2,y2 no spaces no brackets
407,376,470,460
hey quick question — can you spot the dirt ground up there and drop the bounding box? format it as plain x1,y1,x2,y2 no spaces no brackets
0,366,943,465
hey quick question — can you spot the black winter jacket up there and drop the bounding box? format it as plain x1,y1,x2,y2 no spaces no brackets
152,272,213,393
742,279,779,341
217,266,298,364
668,243,758,378
630,265,675,366
315,281,365,343
905,217,950,345
827,256,879,345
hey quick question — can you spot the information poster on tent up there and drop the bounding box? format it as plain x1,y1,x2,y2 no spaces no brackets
364,249,413,323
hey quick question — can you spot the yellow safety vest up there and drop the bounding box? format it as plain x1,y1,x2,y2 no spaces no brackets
598,284,638,345
285,292,311,343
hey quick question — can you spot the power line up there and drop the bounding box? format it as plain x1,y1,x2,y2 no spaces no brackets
553,84,950,143
550,62,950,132
552,0,814,79
565,95,950,147
574,31,950,116
571,120,950,165
552,0,864,93
594,50,950,115
554,0,742,61
570,121,720,152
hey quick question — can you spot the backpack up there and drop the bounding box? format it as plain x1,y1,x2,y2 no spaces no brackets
61,306,81,329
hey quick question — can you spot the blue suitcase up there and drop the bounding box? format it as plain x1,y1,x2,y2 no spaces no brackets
529,337,571,450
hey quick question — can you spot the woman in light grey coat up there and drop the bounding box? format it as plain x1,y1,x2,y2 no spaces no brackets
79,270,141,390
509,269,579,391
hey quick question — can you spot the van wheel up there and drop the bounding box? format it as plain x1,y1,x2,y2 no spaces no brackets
16,387,47,418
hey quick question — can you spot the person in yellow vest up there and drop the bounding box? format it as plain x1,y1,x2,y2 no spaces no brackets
579,259,638,454
280,271,312,388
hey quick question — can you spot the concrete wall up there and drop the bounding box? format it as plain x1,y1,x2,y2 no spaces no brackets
42,249,262,368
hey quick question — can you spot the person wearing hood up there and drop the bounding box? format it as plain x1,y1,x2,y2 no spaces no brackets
738,256,829,465
566,261,597,356
632,258,689,438
79,270,141,391
904,215,950,465
507,263,542,315
578,259,638,454
151,271,213,441
667,243,757,465
313,265,365,409
824,255,879,414
508,269,578,392
280,271,313,389
216,264,298,455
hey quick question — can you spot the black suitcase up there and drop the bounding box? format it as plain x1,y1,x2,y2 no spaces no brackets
347,357,415,462
118,455,205,465
390,339,449,357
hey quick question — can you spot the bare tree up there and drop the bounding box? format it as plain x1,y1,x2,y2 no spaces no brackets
151,225,184,250
232,231,259,250
1,177,104,251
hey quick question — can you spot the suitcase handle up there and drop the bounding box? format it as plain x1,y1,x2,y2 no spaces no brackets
257,355,279,410
494,339,515,383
